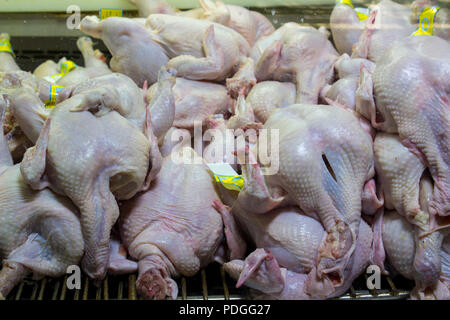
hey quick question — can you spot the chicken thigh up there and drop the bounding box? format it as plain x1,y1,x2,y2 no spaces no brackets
18,80,163,280
369,36,449,218
245,81,296,124
130,0,274,46
248,104,374,290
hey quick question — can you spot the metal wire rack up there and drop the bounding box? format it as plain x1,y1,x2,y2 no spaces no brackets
4,263,413,300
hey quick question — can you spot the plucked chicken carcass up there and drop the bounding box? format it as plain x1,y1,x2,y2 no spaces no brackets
363,35,449,219
12,71,172,280
119,147,242,299
228,103,376,295
251,23,339,104
381,207,449,299
130,0,275,46
218,146,373,299
0,96,84,299
79,13,251,87
245,81,296,124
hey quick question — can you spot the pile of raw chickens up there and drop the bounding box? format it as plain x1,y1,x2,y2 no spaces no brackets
0,0,449,300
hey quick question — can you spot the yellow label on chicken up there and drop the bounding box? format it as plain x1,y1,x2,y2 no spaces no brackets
214,174,244,192
206,163,244,192
60,60,77,74
413,6,441,36
336,0,354,9
0,37,14,56
99,9,123,20
45,85,65,109
336,0,368,21
355,7,369,21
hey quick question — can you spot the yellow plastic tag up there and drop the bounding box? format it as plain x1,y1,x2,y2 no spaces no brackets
45,60,77,83
45,84,65,109
355,7,369,21
99,9,123,20
413,6,441,36
336,0,354,9
0,37,14,57
206,163,244,192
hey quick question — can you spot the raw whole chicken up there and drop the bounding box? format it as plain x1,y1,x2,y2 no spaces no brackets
0,96,84,299
119,147,234,299
130,0,275,46
382,208,449,299
79,14,250,86
245,104,375,292
365,36,449,218
218,147,373,299
245,81,296,124
146,77,233,131
14,73,169,280
251,23,339,104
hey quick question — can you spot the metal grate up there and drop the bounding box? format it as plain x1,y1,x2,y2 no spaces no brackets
4,263,413,300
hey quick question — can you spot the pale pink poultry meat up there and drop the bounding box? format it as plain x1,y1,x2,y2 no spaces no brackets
251,23,339,104
365,36,450,218
79,16,169,86
243,104,375,291
0,96,84,299
381,208,449,299
16,74,169,280
119,147,237,299
130,0,274,46
80,14,250,87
